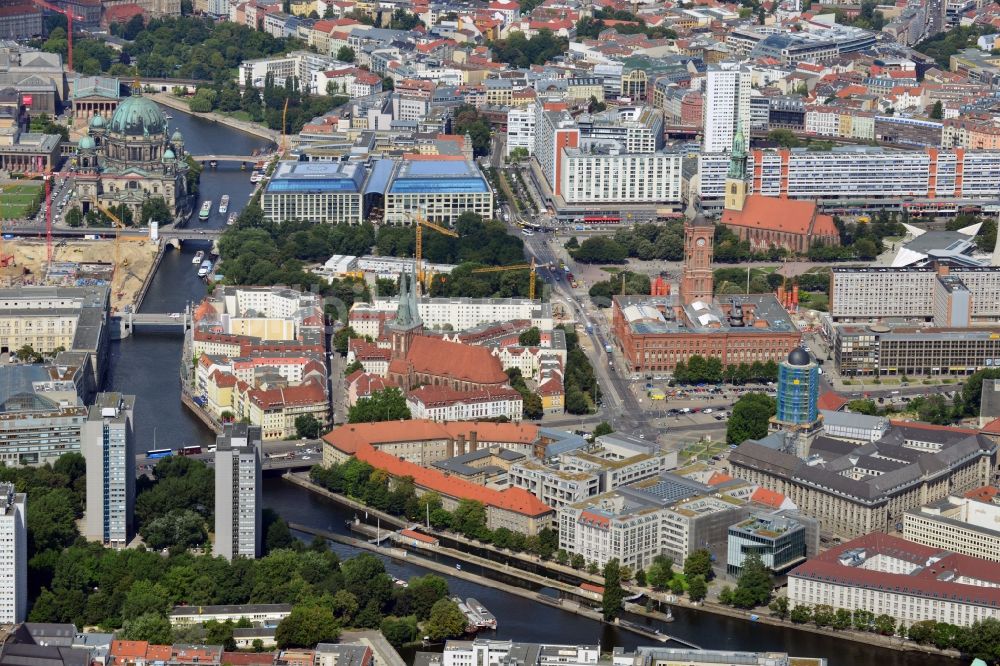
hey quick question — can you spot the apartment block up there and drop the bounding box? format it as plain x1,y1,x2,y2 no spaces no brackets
83,393,135,549
214,424,262,560
0,483,25,624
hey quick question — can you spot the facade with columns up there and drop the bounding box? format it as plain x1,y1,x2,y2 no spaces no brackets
72,93,189,220
70,77,121,127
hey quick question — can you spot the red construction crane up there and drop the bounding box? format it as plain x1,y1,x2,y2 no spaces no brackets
29,0,84,71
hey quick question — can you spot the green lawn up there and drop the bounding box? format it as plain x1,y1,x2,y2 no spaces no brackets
679,439,729,463
0,181,44,219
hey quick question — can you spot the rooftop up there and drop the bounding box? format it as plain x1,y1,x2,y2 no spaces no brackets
266,161,367,194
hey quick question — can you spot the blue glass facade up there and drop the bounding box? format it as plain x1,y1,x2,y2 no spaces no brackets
776,361,818,424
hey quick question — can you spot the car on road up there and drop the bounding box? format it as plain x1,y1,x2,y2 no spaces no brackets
703,408,713,414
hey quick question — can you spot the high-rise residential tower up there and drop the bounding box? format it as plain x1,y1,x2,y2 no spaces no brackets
214,423,262,560
0,483,26,624
83,393,136,549
703,63,751,154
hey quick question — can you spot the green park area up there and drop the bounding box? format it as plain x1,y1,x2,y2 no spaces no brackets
679,439,729,463
0,181,44,220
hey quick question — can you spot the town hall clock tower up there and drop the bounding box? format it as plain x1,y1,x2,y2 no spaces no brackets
680,200,715,305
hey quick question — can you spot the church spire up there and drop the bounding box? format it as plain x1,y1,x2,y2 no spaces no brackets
728,127,747,180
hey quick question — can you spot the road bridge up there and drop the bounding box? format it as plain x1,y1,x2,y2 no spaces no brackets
190,154,274,163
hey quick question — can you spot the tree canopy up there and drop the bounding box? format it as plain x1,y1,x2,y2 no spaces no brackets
726,393,777,445
348,388,412,423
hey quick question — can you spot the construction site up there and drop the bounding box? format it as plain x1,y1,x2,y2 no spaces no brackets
0,237,161,312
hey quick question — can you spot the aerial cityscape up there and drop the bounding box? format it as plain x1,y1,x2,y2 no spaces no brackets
0,0,1000,665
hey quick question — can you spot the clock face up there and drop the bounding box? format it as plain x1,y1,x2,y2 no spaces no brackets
696,237,706,247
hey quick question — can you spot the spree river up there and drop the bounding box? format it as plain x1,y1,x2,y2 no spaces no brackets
105,106,956,666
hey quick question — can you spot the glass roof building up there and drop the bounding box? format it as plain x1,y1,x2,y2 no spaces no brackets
262,162,367,224
383,157,493,225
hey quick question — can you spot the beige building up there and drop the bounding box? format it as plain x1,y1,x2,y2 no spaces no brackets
730,425,996,538
903,495,1000,562
789,533,1000,628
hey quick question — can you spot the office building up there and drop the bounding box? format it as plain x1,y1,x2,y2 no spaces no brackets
903,495,1000,562
0,364,89,467
214,424,263,560
730,422,996,538
789,533,1000,627
0,483,25,624
349,297,552,338
83,393,135,549
829,266,1000,323
727,512,809,575
0,4,42,40
238,51,342,92
169,603,292,626
261,161,366,225
833,323,1000,378
382,156,493,226
703,63,750,153
0,285,110,388
819,410,889,443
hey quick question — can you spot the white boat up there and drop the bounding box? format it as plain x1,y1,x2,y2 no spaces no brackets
192,250,205,264
218,195,230,214
164,113,173,119
199,200,212,221
227,212,237,226
250,171,263,183
197,259,212,277
466,598,496,629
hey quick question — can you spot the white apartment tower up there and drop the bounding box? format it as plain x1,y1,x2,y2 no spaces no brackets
703,63,751,153
0,483,26,624
83,393,136,549
214,423,263,560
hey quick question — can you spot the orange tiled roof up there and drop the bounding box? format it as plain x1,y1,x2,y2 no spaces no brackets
750,486,787,509
356,442,552,516
324,419,538,454
397,336,508,385
722,195,837,237
817,390,849,412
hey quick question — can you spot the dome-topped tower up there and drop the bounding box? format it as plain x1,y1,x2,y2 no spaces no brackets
107,95,167,136
786,347,811,366
89,114,105,129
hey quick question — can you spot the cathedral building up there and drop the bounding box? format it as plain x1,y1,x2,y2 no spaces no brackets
720,129,839,255
385,265,509,393
72,92,189,221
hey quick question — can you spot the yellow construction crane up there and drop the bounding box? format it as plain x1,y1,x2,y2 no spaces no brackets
413,211,458,287
96,203,128,268
471,257,539,300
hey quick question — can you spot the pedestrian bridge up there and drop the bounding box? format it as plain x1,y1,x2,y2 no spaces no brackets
114,307,192,338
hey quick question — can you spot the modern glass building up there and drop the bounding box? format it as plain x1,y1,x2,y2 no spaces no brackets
775,347,818,425
727,512,808,575
262,161,366,224
383,157,493,225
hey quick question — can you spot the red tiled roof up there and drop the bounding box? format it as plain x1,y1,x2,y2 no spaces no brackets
111,642,149,660
580,582,605,594
395,336,507,385
221,653,277,666
982,418,1000,435
964,485,999,502
209,370,238,388
707,471,735,486
400,528,438,543
722,195,838,238
817,390,849,412
324,419,539,454
248,380,326,409
790,533,1000,605
355,442,552,516
750,486,787,509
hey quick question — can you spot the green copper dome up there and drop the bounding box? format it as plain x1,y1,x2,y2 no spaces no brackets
78,136,95,151
108,96,166,136
163,148,175,161
89,114,105,128
171,129,184,142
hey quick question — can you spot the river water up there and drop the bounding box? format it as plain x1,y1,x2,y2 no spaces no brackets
105,105,957,666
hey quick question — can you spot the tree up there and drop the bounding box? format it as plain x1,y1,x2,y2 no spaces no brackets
847,399,879,415
65,208,84,227
121,612,174,644
647,554,674,589
789,605,812,624
572,236,627,263
424,598,467,641
14,344,42,363
768,596,789,619
295,414,322,439
727,393,776,445
380,616,419,647
570,553,585,569
731,553,772,608
348,387,411,423
139,508,207,550
852,609,874,631
592,421,613,438
930,100,943,119
275,605,340,648
518,327,541,346
683,549,713,581
334,326,359,355
811,604,834,628
687,575,707,602
634,569,646,587
337,46,356,62
601,558,625,621
832,608,852,630
344,359,364,375
263,508,294,554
